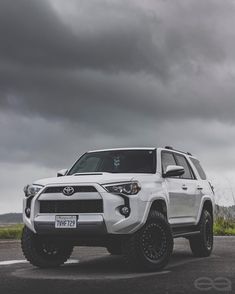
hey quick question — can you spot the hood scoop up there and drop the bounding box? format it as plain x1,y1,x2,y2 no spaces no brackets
74,173,104,176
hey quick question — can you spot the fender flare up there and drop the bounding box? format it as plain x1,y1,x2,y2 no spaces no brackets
141,196,169,226
196,196,214,225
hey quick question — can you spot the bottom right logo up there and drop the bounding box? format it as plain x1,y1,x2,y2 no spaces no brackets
194,277,232,292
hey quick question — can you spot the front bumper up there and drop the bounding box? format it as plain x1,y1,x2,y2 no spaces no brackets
23,183,148,235
34,214,107,236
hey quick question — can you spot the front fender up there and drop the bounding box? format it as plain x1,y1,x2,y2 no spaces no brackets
139,192,170,228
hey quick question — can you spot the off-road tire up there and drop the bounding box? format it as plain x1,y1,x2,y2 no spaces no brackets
189,209,213,257
21,226,73,268
122,211,173,272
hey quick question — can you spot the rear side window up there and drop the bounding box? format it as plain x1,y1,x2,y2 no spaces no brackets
174,154,195,180
161,152,176,174
190,158,207,180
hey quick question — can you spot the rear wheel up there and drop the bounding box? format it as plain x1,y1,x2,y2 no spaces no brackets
123,211,173,271
189,210,213,257
21,226,73,268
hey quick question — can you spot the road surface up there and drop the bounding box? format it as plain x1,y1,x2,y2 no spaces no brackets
0,237,234,294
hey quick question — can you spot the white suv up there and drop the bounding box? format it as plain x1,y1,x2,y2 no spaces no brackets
21,147,215,271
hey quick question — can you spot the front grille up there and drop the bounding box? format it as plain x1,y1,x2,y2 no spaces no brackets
43,186,97,194
39,200,103,213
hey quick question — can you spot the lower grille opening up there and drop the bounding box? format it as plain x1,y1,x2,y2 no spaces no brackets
40,200,103,213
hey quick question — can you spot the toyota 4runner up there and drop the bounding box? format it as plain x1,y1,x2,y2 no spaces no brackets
21,147,215,271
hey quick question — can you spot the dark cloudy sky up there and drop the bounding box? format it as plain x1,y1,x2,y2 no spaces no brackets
1,0,235,213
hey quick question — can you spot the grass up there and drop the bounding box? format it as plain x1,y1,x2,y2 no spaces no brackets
0,224,24,240
214,217,235,236
0,219,234,239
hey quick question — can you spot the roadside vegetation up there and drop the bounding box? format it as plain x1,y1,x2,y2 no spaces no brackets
0,224,23,239
0,219,234,239
214,217,235,236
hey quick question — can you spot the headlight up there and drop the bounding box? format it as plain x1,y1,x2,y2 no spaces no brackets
103,182,141,196
24,184,44,197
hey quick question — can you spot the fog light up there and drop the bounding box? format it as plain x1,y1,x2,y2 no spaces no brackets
25,208,31,218
120,206,130,216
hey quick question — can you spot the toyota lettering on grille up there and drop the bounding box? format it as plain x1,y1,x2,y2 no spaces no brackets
63,186,75,196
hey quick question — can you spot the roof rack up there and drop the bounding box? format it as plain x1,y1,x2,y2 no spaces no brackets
164,146,192,156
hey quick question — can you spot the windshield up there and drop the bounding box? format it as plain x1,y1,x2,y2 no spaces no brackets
68,150,156,174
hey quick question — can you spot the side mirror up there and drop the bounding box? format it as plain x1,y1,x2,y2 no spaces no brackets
163,165,185,178
57,169,68,177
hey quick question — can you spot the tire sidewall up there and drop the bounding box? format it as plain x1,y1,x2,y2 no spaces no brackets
21,226,73,268
131,211,173,271
200,210,214,253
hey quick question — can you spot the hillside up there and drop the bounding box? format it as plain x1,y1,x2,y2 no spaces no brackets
0,213,23,224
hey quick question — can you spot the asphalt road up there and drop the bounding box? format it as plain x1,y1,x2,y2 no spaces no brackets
0,237,234,294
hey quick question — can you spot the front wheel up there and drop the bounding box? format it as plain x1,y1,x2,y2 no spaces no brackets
123,211,173,272
189,210,213,257
21,226,73,268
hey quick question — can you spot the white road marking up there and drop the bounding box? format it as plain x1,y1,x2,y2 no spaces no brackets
13,268,170,281
0,259,79,266
0,260,28,266
64,259,79,264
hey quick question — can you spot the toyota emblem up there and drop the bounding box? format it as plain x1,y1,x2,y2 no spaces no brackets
63,186,75,196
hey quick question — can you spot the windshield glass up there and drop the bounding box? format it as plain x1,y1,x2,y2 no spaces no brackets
68,150,156,174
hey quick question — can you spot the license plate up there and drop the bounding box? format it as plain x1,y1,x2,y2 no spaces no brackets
55,216,77,228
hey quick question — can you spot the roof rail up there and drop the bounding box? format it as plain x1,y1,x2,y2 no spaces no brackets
165,146,173,150
164,146,192,156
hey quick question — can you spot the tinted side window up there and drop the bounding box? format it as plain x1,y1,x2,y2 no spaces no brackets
190,158,207,180
161,152,176,174
174,154,194,179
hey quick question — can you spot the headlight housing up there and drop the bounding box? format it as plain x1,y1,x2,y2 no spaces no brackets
103,182,141,196
24,184,44,198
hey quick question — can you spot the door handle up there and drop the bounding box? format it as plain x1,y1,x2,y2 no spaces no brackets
197,186,203,191
182,185,188,190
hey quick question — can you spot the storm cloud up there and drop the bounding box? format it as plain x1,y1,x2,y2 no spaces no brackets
1,0,235,212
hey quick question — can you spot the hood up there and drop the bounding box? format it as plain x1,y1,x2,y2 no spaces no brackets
33,172,143,186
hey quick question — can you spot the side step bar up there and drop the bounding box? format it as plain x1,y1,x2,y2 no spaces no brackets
172,224,200,238
173,231,200,238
